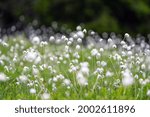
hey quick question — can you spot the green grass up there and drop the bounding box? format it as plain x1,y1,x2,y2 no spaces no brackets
0,36,150,100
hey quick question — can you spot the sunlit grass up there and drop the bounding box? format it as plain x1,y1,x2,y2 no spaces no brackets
0,34,150,100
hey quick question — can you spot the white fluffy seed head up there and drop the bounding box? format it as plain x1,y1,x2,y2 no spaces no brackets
112,44,117,48
108,38,112,43
83,29,87,33
76,71,88,86
96,61,101,66
99,48,104,52
76,25,82,31
18,75,28,83
96,52,101,59
67,41,72,45
141,64,146,70
32,68,39,76
73,34,78,39
147,90,150,96
41,93,50,100
77,38,82,43
76,45,80,50
30,88,36,94
122,69,134,86
32,36,40,44
0,73,9,82
101,61,107,67
49,36,55,42
121,41,126,45
69,37,74,42
127,51,132,56
63,79,71,86
80,62,89,76
106,71,113,77
91,49,98,56
124,33,130,38
77,31,84,38
24,49,41,64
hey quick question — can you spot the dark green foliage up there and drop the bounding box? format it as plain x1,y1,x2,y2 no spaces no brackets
0,0,150,34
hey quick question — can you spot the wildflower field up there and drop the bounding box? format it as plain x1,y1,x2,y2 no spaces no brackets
0,27,150,100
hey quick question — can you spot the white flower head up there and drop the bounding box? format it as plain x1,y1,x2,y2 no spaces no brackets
83,29,87,33
18,75,28,83
67,41,72,46
77,38,82,43
99,48,104,52
76,71,88,86
80,62,89,75
101,61,107,67
120,41,126,45
49,36,55,42
124,33,130,38
30,88,36,94
40,41,48,47
77,31,84,38
141,64,146,70
41,92,50,100
76,25,82,31
0,73,9,82
24,48,41,64
95,68,104,74
106,71,113,77
31,36,40,44
127,51,132,56
76,45,80,50
122,69,134,86
63,79,71,86
32,68,39,76
91,49,98,56
108,38,113,43
147,90,150,96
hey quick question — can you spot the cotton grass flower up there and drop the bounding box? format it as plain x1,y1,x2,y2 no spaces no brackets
25,48,41,63
147,90,150,96
80,62,89,76
76,62,89,86
108,38,113,43
124,33,130,38
99,48,104,52
122,69,134,86
49,36,55,42
32,68,39,76
41,92,50,100
141,64,146,70
77,31,84,38
96,61,101,66
101,61,107,67
106,71,113,77
0,73,9,81
30,88,36,94
77,38,82,43
91,49,98,56
94,68,104,74
69,65,78,73
18,75,28,83
63,79,71,86
76,45,80,50
76,71,88,86
31,36,40,44
76,25,82,31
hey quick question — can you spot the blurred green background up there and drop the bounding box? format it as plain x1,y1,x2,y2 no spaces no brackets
0,0,150,34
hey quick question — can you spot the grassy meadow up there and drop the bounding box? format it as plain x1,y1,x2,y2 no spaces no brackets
0,29,150,100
